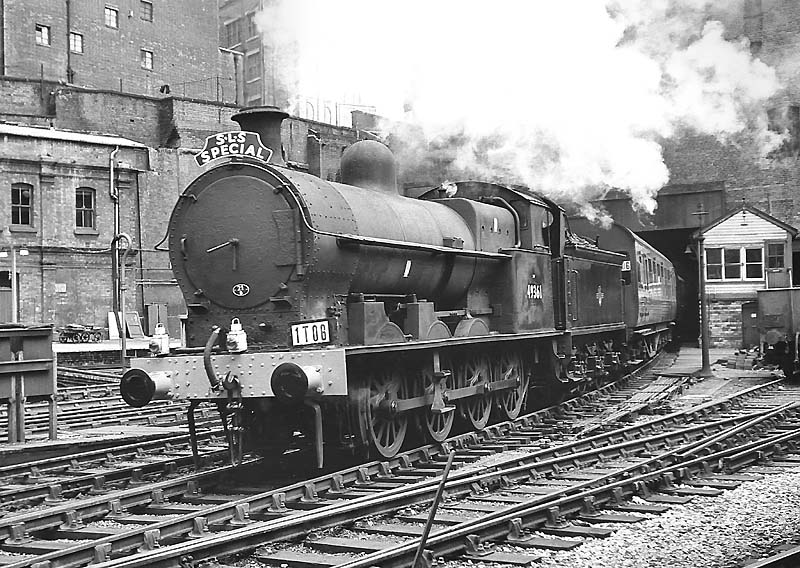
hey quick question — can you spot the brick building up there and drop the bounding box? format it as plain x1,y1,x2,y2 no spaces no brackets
1,0,237,101
218,0,376,126
0,1,361,336
695,204,796,348
593,0,800,346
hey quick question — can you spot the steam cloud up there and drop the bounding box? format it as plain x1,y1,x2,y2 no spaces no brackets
255,1,782,218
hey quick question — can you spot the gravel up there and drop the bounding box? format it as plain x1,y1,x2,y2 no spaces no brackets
433,465,800,568
535,465,800,568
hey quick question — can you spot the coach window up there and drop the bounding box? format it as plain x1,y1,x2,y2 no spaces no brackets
767,242,786,269
637,255,643,289
744,247,763,279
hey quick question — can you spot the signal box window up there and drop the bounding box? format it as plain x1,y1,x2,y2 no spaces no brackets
723,249,740,279
140,1,153,21
767,242,785,269
141,49,154,70
76,188,95,229
105,7,119,29
35,24,51,46
69,32,83,54
745,247,763,279
11,183,33,226
706,248,722,280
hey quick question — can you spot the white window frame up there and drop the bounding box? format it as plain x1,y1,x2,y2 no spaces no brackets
69,31,83,53
105,6,119,29
705,245,765,282
743,246,764,280
35,24,51,46
141,49,153,70
140,0,153,22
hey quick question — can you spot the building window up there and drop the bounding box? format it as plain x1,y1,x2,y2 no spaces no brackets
768,105,800,158
141,49,153,70
706,248,722,280
11,183,33,226
75,188,95,229
69,32,83,53
744,247,763,279
105,7,119,29
140,0,153,21
35,24,51,46
724,249,741,279
245,51,260,79
767,242,786,269
225,19,242,47
707,246,766,281
247,13,258,38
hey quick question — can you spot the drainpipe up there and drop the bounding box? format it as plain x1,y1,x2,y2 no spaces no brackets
109,146,120,336
1,0,5,75
65,0,72,82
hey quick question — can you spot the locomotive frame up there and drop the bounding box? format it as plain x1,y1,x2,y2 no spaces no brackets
120,106,677,467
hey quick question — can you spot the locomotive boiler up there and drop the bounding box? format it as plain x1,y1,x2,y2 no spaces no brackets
120,106,671,466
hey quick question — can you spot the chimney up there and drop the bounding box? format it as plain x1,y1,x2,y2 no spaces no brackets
231,106,288,166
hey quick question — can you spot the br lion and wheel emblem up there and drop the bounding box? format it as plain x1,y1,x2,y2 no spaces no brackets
231,283,250,297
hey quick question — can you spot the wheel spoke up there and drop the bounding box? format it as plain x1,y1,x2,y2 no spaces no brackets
495,352,528,420
363,368,408,458
414,363,454,443
456,355,492,430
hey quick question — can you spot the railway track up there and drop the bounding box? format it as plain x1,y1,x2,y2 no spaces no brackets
0,368,219,439
743,544,800,568
0,355,796,568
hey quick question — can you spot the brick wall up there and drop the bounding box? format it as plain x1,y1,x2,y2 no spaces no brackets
707,299,745,348
0,76,365,334
662,0,800,231
2,0,235,102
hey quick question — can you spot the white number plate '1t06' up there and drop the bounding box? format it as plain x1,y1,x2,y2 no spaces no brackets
291,320,330,346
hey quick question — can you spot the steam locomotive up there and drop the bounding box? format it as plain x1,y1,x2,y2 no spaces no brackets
120,106,677,466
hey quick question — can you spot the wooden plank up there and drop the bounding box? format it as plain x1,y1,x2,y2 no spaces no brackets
540,524,615,538
2,539,75,554
579,512,646,523
357,523,425,536
462,551,542,565
125,311,146,339
307,536,393,553
254,550,358,568
504,536,582,550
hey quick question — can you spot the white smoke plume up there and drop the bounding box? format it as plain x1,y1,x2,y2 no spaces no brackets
254,1,782,215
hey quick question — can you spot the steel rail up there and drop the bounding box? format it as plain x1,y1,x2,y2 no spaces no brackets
740,544,800,567
79,392,800,568
329,421,800,568
0,434,228,510
2,360,791,568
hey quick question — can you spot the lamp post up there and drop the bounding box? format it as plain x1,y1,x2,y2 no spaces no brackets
695,234,713,377
691,202,713,378
0,246,29,323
